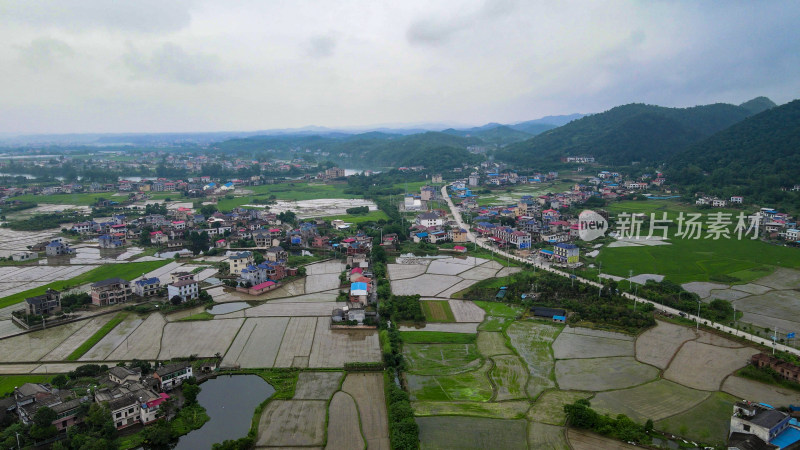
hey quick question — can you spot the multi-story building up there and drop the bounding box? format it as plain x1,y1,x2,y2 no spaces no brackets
553,243,580,264
266,246,288,262
153,362,193,391
228,251,254,275
167,275,199,302
132,277,161,297
90,278,131,306
24,289,61,316
729,401,799,448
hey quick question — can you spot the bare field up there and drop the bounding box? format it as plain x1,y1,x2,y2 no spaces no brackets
245,301,338,317
663,341,757,391
404,343,481,376
256,400,327,447
458,266,500,281
399,323,479,333
417,416,527,450
0,320,91,362
274,317,317,368
342,373,390,450
325,392,364,450
224,317,288,368
387,263,428,280
528,390,592,426
490,355,528,401
591,379,708,423
107,313,166,360
448,300,485,322
528,422,569,450
567,429,637,450
635,321,697,369
42,315,114,360
305,261,345,275
552,332,634,359
411,401,529,419
477,332,511,356
391,274,460,297
308,317,380,368
436,279,480,298
427,259,472,275
696,330,746,348
406,362,493,402
294,371,343,400
80,314,145,361
555,357,659,391
305,273,341,293
159,318,244,360
722,375,800,407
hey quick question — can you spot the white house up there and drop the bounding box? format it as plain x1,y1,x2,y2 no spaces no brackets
167,278,199,302
415,212,443,228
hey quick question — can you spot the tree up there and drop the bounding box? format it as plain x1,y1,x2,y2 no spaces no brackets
183,383,200,405
30,406,58,440
142,419,174,449
52,374,68,388
171,295,183,305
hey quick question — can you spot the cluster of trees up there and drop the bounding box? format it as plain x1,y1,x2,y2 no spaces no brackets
379,295,425,323
637,280,734,322
564,399,652,445
8,211,85,231
345,206,370,215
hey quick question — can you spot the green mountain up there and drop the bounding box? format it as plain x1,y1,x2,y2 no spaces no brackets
668,99,800,208
495,102,760,166
739,96,777,115
443,125,534,145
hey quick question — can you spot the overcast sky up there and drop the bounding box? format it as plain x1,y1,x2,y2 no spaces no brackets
1,0,798,134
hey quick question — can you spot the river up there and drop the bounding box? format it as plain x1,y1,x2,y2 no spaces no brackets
175,374,275,449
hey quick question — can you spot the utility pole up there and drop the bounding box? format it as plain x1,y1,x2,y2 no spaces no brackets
774,326,778,355
696,300,701,332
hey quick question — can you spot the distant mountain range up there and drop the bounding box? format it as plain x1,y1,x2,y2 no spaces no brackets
494,98,777,166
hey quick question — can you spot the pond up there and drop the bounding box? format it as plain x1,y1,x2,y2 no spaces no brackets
175,374,274,449
207,302,249,315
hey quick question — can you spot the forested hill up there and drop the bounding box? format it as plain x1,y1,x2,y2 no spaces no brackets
214,131,484,169
668,99,800,209
494,100,768,166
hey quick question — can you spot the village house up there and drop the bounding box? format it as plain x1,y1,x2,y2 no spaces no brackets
133,277,161,297
24,289,62,316
228,251,254,274
99,234,126,249
108,366,142,385
266,245,288,262
45,240,74,256
553,243,580,264
153,361,193,391
90,278,131,306
729,401,800,449
415,211,444,228
15,383,89,431
167,273,199,302
11,251,37,262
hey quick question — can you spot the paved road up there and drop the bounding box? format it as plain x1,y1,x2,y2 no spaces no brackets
440,184,800,356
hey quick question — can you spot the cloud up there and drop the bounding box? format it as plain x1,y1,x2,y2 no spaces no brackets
406,0,517,46
306,34,337,58
17,37,74,69
0,0,197,34
123,43,227,84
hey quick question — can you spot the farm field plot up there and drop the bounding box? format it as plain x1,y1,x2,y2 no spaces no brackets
403,343,482,375
406,361,493,402
528,422,569,450
245,301,338,317
268,292,339,304
722,376,800,407
427,259,473,275
477,332,511,356
223,317,288,368
663,341,757,391
528,390,592,426
458,266,502,281
387,263,428,280
42,315,114,360
308,317,380,367
294,371,342,400
478,315,513,332
411,400,529,419
436,279,481,298
734,290,800,332
107,313,166,360
567,429,637,450
399,323,479,333
656,391,739,445
159,318,244,360
635,321,697,369
305,260,345,275
0,228,60,259
325,392,364,450
256,400,327,447
490,355,528,401
304,273,341,293
342,373,390,450
417,416,527,450
555,357,659,391
552,330,634,359
591,379,708,423
0,320,92,362
448,300,485,322
274,316,317,368
696,330,746,347
749,267,800,290
421,300,455,322
0,364,41,374
506,321,561,398
391,274,461,297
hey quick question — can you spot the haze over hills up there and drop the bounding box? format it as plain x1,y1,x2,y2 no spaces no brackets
494,98,775,166
668,99,800,206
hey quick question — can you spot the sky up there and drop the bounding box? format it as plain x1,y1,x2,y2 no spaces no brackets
0,0,798,134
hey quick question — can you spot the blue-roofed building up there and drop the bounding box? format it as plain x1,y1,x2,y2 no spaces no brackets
133,277,161,297
729,401,800,449
45,240,74,257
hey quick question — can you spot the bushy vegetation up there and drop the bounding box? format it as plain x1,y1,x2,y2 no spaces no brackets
345,206,370,215
564,399,652,445
737,364,800,392
379,294,425,323
637,280,735,322
385,372,420,450
66,313,128,361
